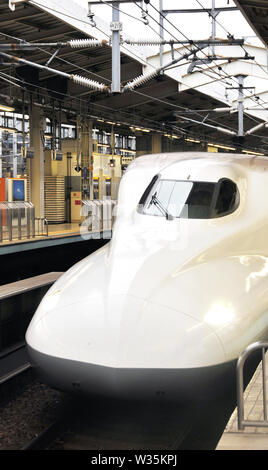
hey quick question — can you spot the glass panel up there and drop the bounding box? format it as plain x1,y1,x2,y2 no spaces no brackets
214,179,238,216
140,177,239,219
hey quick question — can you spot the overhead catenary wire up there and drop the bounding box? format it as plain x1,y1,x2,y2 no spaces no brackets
145,1,268,126
133,0,256,96
15,0,267,122
123,44,208,91
0,70,188,136
0,19,265,150
28,0,163,75
1,2,247,120
190,0,268,113
0,30,112,84
0,3,266,141
0,71,265,156
0,29,238,135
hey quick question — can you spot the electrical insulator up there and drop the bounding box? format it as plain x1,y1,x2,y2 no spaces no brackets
123,69,159,91
68,39,107,48
71,74,108,92
124,39,163,46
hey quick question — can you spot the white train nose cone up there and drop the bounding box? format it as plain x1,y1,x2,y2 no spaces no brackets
26,292,226,372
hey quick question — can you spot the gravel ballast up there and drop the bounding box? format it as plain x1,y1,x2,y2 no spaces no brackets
0,373,66,450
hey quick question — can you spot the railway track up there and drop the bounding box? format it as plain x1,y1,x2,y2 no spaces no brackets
19,392,194,450
0,344,31,385
21,393,233,451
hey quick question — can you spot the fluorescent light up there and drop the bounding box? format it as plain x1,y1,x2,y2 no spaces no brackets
119,148,135,153
242,149,265,156
186,138,201,143
216,145,236,151
208,143,236,151
0,104,15,112
0,126,17,133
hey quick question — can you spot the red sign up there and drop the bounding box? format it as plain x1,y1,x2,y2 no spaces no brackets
0,178,5,201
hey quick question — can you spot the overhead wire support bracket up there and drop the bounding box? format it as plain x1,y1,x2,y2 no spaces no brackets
187,54,255,74
0,39,108,51
175,113,237,136
123,45,208,92
45,48,61,67
123,38,245,47
161,7,238,15
0,51,109,92
245,120,268,136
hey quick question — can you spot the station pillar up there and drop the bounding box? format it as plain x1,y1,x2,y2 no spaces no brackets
81,119,93,200
135,132,162,157
28,104,45,218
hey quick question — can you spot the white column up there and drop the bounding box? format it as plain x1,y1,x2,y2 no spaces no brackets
29,104,45,218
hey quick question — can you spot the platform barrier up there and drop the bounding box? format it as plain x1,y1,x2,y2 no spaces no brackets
0,202,35,243
82,199,117,237
35,217,48,237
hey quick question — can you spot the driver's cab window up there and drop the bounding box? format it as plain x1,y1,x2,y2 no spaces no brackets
138,176,239,219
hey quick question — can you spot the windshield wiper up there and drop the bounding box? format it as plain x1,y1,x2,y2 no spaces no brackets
150,193,174,220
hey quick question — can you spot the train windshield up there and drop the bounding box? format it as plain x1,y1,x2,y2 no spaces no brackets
139,177,239,219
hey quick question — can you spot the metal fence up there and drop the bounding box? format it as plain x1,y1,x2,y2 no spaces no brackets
0,201,35,242
237,341,268,430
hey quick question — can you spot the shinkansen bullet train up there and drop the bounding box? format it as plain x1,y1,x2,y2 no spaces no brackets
26,152,268,401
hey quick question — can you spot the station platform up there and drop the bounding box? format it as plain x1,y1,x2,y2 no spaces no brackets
0,223,111,256
1,223,82,246
217,355,268,450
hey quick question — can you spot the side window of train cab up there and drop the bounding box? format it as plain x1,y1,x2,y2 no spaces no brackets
138,175,239,219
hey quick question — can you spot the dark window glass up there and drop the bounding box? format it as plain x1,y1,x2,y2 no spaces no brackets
214,178,238,216
138,177,239,219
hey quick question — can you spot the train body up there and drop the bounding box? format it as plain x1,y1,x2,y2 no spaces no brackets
26,152,268,400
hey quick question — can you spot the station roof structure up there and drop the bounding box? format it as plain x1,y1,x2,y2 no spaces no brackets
234,0,268,47
0,0,267,154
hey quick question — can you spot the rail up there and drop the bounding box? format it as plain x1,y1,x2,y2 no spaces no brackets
237,341,268,430
0,201,35,243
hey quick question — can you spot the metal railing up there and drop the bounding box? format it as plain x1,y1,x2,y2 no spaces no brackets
237,341,268,430
0,201,35,243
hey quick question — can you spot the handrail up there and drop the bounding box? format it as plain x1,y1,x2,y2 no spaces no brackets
237,341,268,430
